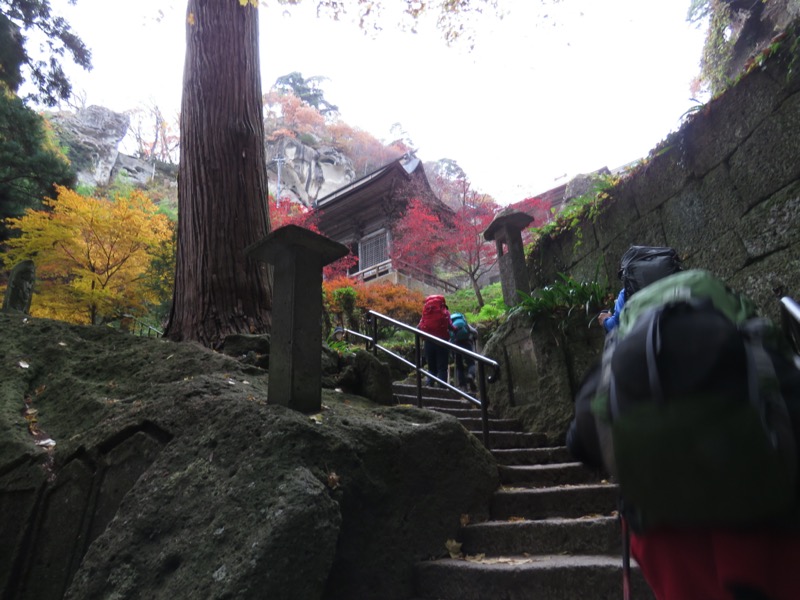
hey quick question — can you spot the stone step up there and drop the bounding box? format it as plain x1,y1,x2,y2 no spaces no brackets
395,395,474,411
393,383,460,400
458,417,521,431
459,516,620,556
469,430,549,450
429,407,487,419
491,446,573,466
490,484,619,520
498,462,605,487
414,554,655,600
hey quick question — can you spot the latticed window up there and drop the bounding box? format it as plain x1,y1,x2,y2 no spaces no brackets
359,231,389,269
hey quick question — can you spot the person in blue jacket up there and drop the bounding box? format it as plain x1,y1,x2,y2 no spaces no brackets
598,288,626,333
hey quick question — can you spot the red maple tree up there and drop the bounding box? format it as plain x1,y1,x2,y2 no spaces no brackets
438,194,499,305
268,195,358,278
390,194,500,307
389,197,447,276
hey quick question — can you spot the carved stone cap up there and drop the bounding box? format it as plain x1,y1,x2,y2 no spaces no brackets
246,225,349,266
483,209,534,241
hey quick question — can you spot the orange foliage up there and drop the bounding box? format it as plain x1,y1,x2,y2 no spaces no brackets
323,276,424,328
355,281,425,325
264,91,325,138
1,186,172,325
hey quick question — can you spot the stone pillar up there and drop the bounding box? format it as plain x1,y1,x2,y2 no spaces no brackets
2,259,36,314
247,225,349,413
483,209,534,307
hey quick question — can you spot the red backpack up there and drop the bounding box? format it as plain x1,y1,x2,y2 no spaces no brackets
418,295,450,339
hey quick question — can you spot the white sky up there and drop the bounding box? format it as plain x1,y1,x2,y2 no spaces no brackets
50,0,707,204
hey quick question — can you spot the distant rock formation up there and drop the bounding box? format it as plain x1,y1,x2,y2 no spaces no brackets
47,107,356,211
266,135,356,207
48,105,130,189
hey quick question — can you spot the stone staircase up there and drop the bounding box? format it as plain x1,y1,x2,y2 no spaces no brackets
393,382,655,600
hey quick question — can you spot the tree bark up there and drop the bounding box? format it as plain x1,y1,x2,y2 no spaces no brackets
165,0,272,347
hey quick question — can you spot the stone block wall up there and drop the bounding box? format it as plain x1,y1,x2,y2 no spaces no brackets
529,32,800,325
484,24,800,440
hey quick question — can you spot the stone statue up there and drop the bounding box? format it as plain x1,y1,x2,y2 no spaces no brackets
3,259,36,314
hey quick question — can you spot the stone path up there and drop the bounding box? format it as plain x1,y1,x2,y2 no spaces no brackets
393,383,655,600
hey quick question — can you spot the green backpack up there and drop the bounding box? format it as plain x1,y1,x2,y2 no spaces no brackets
592,269,800,531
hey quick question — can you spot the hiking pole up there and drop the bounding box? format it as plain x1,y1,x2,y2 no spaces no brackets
622,516,631,600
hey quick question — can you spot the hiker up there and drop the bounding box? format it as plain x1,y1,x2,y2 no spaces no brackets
450,312,478,392
573,245,683,462
417,295,454,387
573,268,800,600
597,246,682,332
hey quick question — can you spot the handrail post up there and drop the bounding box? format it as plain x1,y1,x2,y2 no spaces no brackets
415,333,423,408
372,312,379,356
477,362,491,450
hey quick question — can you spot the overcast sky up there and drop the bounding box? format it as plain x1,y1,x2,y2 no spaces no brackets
52,0,707,204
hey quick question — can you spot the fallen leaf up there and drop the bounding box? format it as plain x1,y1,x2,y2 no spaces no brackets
309,414,323,424
327,471,340,489
445,539,462,559
460,514,470,527
464,553,486,561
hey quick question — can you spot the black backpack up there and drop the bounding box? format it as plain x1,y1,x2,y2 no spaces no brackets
592,270,800,532
618,246,682,300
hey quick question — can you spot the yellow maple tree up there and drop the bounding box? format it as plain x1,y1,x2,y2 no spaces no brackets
2,186,173,325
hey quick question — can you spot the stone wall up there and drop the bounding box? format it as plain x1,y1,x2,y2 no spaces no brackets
484,23,800,441
530,39,800,323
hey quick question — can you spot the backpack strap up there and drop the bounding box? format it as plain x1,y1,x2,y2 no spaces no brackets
645,306,666,405
741,319,798,472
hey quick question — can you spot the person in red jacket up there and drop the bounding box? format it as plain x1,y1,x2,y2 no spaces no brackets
417,295,453,387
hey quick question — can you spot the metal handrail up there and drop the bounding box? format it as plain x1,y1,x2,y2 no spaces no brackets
338,309,500,449
780,296,800,356
121,314,163,337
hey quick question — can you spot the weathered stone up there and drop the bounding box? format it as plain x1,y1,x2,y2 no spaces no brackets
483,310,603,444
738,181,800,260
684,69,784,177
563,168,610,201
2,259,35,314
248,225,349,413
730,92,800,203
267,135,356,207
220,333,271,358
484,209,534,306
0,314,498,600
336,349,394,405
48,105,130,188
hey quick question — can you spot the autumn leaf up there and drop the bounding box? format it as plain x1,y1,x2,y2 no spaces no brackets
326,471,340,489
460,514,470,527
187,12,196,25
445,539,462,559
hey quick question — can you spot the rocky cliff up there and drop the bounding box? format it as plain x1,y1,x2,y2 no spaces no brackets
48,106,355,209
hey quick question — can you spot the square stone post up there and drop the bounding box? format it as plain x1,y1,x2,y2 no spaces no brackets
483,209,534,307
247,225,349,413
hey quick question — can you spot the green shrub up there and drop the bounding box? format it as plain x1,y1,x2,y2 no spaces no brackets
514,273,612,333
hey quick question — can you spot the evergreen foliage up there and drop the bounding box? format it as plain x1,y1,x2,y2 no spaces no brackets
0,0,91,106
0,88,75,240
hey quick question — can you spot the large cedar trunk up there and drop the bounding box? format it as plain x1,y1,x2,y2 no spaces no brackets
165,0,272,347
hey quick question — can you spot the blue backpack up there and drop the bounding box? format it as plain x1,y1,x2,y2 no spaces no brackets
450,313,471,342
